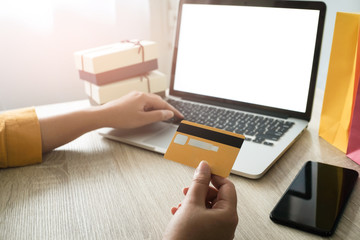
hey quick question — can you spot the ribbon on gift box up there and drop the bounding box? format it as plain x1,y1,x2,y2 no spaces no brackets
78,59,157,86
121,40,145,62
76,40,158,86
121,40,151,92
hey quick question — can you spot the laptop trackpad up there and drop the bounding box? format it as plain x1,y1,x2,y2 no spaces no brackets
142,123,177,149
99,122,177,152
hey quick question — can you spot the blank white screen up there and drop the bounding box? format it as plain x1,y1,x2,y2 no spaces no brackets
173,4,320,113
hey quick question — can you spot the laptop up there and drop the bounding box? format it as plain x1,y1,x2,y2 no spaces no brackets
98,0,326,179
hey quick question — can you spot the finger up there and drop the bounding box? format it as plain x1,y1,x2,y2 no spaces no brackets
171,207,177,215
206,186,219,202
171,202,182,215
182,187,189,195
206,201,213,209
143,94,184,119
140,109,175,123
211,175,237,209
184,186,218,203
185,161,212,206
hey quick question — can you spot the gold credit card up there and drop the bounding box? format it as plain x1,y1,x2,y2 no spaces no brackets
164,120,245,177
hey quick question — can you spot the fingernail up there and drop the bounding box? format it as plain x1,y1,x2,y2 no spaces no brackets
163,110,174,120
195,161,211,175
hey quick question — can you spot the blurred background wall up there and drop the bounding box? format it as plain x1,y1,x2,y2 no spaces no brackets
1,0,360,110
0,0,151,110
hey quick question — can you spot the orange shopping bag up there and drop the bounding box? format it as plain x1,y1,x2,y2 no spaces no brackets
347,76,360,164
319,12,360,158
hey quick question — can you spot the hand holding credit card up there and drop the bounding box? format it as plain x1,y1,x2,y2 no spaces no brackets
164,120,245,177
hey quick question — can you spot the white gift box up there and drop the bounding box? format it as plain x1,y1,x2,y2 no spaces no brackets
74,40,158,74
84,70,167,104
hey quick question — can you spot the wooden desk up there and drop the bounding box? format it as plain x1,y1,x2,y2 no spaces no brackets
1,89,359,239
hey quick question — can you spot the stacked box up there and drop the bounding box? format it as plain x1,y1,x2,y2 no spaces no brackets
84,70,167,104
74,40,167,104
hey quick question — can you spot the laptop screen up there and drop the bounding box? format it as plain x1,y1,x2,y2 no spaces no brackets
170,0,326,120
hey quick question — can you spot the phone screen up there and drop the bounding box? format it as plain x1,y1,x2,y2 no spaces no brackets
270,161,358,236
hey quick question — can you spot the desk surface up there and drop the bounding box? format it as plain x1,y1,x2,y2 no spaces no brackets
1,89,359,240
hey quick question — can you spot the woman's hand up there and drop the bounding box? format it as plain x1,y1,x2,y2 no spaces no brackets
98,91,183,129
163,161,238,240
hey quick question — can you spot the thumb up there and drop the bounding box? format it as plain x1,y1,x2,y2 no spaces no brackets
185,161,212,206
142,110,174,123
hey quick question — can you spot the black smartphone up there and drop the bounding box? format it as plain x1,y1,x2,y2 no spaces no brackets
270,161,358,236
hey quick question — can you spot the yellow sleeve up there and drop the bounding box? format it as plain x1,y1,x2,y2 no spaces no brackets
0,108,42,168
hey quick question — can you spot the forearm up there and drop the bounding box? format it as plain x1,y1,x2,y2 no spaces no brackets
39,107,104,153
38,91,183,153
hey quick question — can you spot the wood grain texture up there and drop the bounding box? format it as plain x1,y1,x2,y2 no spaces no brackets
1,89,359,239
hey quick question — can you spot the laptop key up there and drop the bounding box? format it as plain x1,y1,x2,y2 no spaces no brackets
263,141,274,146
234,128,245,134
253,137,265,143
246,131,256,136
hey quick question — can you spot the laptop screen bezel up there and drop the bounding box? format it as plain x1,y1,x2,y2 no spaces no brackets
169,0,326,121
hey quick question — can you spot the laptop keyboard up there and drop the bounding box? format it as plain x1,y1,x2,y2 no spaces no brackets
167,99,294,146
